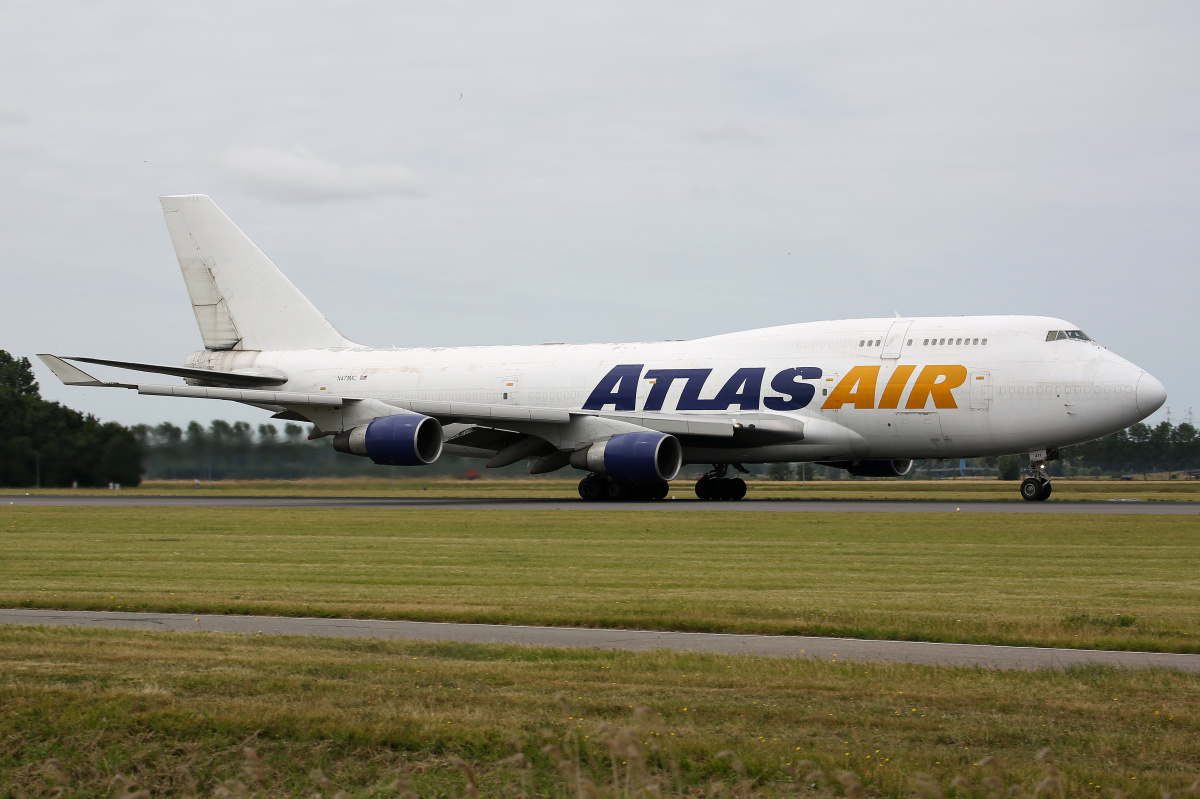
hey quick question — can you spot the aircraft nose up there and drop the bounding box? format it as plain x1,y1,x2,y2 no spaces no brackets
1136,372,1167,416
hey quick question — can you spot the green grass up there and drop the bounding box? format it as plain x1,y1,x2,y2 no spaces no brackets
3,508,1198,652
11,476,1200,501
1,625,1196,797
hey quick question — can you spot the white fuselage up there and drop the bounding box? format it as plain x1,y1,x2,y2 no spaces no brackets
183,314,1165,466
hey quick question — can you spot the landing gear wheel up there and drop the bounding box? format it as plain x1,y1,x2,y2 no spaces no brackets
727,477,747,500
696,464,736,501
1020,478,1041,501
606,481,626,501
579,474,609,501
1020,477,1051,502
648,481,670,501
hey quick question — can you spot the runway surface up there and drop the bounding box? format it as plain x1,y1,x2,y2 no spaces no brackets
3,609,1197,671
4,495,1198,513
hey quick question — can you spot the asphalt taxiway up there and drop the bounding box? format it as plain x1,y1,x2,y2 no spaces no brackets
4,495,1198,513
2,608,1196,671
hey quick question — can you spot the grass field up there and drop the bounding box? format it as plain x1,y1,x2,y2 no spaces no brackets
3,507,1198,652
11,476,1200,502
1,625,1197,797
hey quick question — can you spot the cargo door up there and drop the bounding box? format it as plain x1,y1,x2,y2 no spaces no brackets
969,370,991,411
893,411,946,454
881,321,912,359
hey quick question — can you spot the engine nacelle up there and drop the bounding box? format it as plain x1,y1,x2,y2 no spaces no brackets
821,459,915,478
333,413,443,466
569,431,682,483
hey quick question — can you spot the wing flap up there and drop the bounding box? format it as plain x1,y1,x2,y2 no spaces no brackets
136,384,347,406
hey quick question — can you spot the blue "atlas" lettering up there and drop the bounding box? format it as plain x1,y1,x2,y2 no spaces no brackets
583,365,822,412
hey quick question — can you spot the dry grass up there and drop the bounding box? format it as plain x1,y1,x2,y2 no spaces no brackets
1,625,1198,797
2,507,1198,652
9,477,1200,502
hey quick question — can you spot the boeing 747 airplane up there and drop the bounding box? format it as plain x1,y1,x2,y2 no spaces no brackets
40,195,1166,501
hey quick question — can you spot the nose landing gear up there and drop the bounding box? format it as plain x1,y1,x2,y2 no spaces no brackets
1019,451,1054,501
694,464,747,501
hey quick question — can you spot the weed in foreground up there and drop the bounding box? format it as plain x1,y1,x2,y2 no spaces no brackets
18,701,1200,798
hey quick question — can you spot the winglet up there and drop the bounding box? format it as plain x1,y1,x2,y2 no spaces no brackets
36,354,106,386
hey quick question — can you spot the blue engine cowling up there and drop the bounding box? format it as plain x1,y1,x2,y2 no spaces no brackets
333,414,443,466
570,431,682,483
820,459,914,478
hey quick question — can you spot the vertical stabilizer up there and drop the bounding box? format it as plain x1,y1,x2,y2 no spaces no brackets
160,194,350,351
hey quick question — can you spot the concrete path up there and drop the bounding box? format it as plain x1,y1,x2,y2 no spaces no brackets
3,608,1197,672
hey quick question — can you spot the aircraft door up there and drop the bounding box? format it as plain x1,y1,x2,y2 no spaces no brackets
893,412,947,454
501,375,520,404
969,370,991,411
881,321,912,359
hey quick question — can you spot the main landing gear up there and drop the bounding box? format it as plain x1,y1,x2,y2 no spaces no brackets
577,473,670,502
694,464,747,501
1020,456,1053,501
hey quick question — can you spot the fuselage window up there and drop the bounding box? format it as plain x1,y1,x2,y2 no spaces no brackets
972,338,978,345
981,338,987,345
923,338,929,345
859,340,865,347
938,338,945,345
907,339,912,345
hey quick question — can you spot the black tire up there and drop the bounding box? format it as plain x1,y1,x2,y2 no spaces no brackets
582,476,607,501
1038,480,1052,501
1020,478,1041,501
648,481,670,500
729,477,747,500
695,477,715,500
606,481,626,501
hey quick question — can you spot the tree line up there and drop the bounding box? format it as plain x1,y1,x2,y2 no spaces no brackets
132,420,522,480
0,351,141,487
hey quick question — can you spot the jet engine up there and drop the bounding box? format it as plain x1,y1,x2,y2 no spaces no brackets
570,431,682,483
821,459,915,478
333,413,444,466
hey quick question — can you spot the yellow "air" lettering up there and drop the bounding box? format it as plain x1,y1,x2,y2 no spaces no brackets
905,365,968,409
878,365,916,410
822,366,879,410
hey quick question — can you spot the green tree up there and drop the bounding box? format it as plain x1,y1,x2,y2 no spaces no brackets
0,350,142,487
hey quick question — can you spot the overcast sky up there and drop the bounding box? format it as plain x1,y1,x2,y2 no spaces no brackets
2,2,1197,431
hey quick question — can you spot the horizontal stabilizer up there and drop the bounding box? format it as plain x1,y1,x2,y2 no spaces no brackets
65,356,287,387
37,354,110,387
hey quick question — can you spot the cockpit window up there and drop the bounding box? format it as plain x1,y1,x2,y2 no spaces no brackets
1047,330,1093,342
